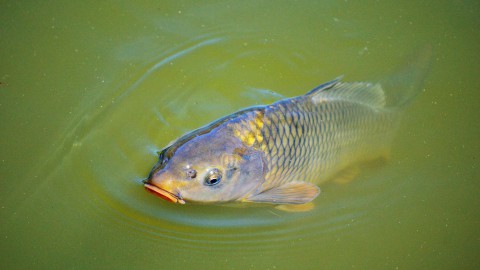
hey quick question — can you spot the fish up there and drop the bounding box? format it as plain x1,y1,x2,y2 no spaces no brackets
144,48,431,206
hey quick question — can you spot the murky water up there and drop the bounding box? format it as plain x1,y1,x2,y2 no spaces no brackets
1,1,479,269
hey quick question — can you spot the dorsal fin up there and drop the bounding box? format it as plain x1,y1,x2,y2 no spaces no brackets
305,76,343,96
308,78,386,108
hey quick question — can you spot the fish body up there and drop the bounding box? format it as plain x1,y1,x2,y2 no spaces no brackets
242,80,398,192
144,78,407,205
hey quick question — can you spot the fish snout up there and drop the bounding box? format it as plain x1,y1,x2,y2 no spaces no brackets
143,172,185,204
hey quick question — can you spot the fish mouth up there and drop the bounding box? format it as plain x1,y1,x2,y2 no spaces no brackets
144,183,185,204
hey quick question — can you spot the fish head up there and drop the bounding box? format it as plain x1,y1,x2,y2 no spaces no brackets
144,127,266,204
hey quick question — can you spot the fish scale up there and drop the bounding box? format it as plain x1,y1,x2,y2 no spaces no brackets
227,86,398,191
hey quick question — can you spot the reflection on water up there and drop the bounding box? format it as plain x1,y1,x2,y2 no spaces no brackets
2,0,479,269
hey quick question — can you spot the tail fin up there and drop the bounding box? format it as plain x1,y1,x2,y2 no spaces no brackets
381,45,433,108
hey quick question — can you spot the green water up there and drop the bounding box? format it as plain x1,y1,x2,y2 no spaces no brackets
1,1,479,269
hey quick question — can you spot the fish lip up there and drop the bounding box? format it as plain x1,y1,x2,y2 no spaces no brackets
144,183,185,205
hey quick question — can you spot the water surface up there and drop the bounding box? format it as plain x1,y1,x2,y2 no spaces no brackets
1,1,479,269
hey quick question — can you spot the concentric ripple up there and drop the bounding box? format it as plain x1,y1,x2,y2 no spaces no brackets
37,32,404,255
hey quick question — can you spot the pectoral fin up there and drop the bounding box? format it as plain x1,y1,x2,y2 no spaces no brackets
275,202,315,212
245,182,320,204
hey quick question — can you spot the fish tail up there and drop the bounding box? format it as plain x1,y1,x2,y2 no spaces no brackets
381,45,434,109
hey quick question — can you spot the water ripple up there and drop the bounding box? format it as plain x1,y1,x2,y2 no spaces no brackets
39,31,399,254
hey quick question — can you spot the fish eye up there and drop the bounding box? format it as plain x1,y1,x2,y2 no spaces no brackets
186,168,197,179
204,168,222,186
